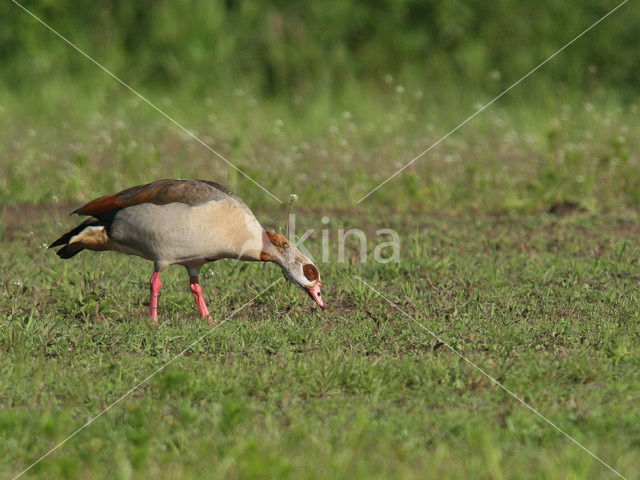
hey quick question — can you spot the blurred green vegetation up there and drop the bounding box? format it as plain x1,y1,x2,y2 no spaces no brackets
1,0,638,101
0,0,638,212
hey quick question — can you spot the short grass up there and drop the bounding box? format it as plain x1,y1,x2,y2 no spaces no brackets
2,200,640,479
2,63,640,479
4,2,640,477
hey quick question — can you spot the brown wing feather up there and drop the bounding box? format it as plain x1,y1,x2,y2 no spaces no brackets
74,193,120,216
74,179,238,216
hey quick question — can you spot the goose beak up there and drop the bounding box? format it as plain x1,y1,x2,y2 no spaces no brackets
306,283,324,309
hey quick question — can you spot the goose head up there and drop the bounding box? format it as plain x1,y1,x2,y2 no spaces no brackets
262,231,324,309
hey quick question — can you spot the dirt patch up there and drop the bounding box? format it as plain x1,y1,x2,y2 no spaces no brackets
548,201,586,216
4,201,640,251
1,202,78,240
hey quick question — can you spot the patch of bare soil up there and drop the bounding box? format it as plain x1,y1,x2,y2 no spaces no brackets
548,201,587,216
1,202,78,240
3,201,640,250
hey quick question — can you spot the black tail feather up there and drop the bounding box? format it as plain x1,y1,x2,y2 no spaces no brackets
49,218,103,258
56,244,84,259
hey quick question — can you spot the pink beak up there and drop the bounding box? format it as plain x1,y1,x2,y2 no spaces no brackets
306,283,324,309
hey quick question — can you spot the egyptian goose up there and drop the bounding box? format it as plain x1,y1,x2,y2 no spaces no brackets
50,179,323,324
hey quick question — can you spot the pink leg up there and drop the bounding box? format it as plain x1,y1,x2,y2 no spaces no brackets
189,276,213,325
149,271,162,324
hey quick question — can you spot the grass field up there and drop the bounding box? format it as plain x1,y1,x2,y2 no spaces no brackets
2,199,640,479
2,5,640,477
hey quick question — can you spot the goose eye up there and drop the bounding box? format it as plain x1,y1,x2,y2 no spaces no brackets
302,263,318,281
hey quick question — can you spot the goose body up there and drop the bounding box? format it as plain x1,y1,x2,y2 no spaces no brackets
50,179,324,323
108,196,264,267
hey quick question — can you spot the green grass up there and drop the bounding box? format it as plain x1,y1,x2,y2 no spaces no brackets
2,202,640,478
3,2,640,477
1,79,639,213
2,26,640,477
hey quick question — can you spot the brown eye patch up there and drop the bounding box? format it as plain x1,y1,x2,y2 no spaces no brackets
266,230,289,248
302,263,319,281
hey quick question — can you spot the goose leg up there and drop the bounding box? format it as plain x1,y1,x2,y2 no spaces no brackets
149,271,162,324
189,277,210,319
187,267,213,325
